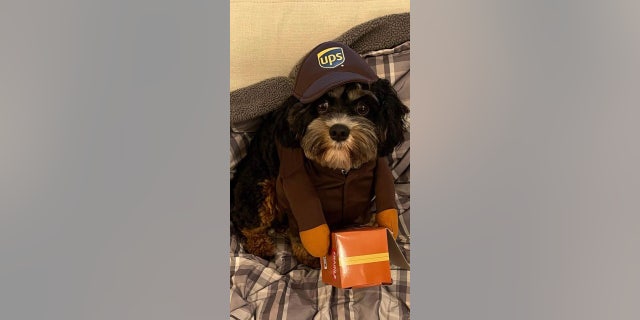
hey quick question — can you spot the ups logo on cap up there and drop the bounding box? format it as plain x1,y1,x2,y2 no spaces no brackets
317,47,345,68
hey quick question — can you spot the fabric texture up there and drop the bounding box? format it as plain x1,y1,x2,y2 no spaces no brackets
276,141,397,232
230,14,410,320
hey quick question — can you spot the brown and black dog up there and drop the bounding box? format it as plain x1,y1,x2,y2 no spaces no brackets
231,42,409,267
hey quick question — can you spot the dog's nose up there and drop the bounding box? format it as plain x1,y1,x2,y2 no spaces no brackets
329,124,350,142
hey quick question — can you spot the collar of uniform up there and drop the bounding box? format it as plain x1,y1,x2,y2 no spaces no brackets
306,158,377,177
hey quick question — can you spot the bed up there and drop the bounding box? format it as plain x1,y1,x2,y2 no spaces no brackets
230,12,411,320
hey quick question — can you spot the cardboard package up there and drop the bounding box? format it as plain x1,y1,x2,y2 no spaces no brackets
321,227,410,289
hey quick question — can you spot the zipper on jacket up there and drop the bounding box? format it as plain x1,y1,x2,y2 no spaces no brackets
340,169,348,224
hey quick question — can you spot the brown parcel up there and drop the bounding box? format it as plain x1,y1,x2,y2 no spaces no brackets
321,227,410,289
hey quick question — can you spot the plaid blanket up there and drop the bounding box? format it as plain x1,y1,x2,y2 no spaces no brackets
230,41,410,320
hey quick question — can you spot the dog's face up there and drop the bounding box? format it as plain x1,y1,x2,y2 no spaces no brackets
278,80,409,170
296,83,379,170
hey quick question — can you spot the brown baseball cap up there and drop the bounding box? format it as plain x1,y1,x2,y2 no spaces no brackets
293,41,379,103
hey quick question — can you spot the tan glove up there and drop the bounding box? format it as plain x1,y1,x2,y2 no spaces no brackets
376,208,399,239
299,224,330,257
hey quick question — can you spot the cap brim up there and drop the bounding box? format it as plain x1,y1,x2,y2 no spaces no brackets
298,71,376,103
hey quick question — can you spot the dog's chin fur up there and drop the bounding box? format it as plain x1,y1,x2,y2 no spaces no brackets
300,114,378,170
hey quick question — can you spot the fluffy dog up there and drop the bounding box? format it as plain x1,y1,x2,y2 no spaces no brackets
231,42,409,267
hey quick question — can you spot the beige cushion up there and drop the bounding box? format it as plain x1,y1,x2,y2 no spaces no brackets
230,0,410,91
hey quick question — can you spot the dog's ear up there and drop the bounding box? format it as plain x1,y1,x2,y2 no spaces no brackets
272,96,305,148
370,78,410,156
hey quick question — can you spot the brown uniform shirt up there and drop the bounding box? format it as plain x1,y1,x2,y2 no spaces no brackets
275,142,397,231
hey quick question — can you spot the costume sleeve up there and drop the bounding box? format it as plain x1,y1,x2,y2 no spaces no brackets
276,142,327,231
374,157,397,212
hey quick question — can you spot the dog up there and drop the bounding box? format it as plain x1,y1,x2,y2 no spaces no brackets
231,42,409,267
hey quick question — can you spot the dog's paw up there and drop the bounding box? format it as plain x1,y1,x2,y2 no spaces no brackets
290,236,322,269
241,227,276,258
299,224,330,257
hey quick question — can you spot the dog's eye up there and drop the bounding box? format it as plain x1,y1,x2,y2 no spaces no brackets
355,103,369,116
317,102,329,114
